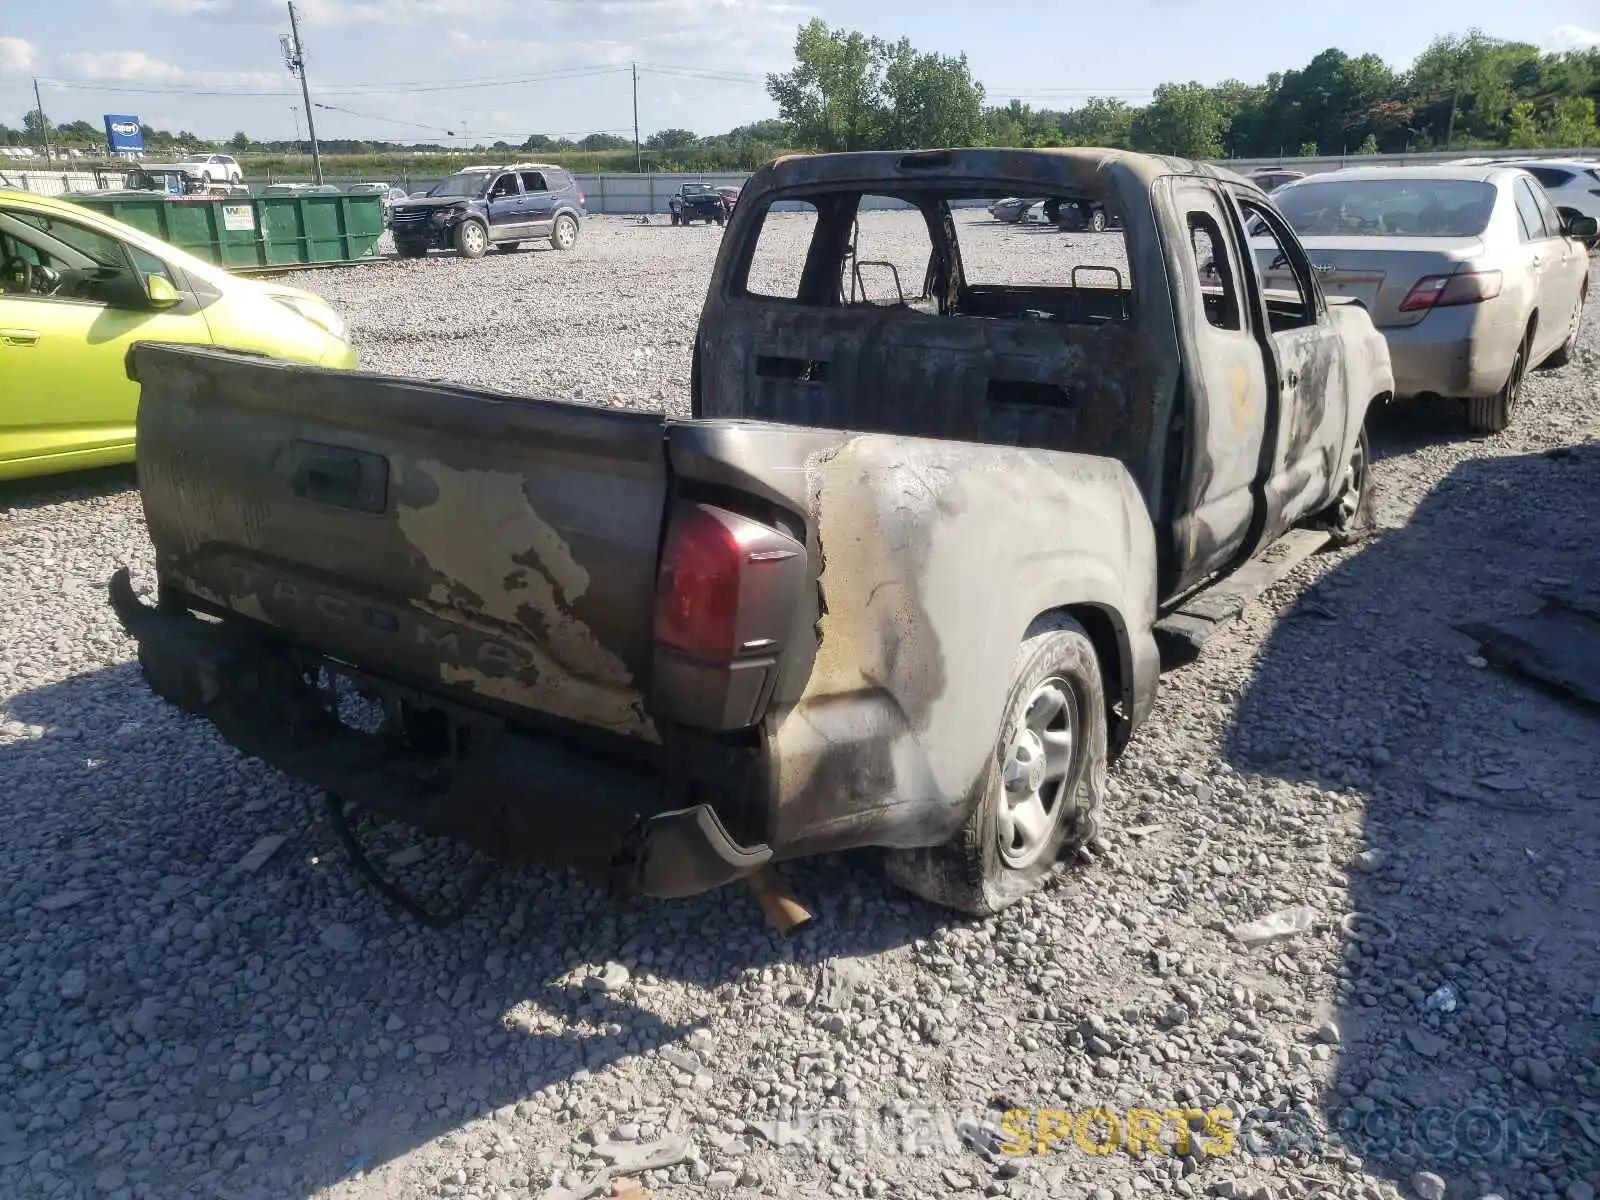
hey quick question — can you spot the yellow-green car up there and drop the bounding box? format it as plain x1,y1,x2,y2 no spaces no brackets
0,190,358,482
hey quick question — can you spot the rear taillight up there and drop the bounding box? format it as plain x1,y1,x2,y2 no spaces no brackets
578,188,586,204
655,505,745,662
1398,270,1502,313
651,501,808,729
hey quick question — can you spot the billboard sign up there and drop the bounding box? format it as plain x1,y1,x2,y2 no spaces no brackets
104,115,144,154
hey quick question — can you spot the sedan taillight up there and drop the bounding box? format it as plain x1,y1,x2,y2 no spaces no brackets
1398,270,1502,313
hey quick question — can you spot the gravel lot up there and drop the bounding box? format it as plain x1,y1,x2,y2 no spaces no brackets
1,212,1597,1200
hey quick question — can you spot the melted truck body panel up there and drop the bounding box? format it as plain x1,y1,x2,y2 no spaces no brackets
767,434,1157,856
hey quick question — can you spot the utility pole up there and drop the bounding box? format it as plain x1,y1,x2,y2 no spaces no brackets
32,77,53,166
281,2,323,183
632,63,641,172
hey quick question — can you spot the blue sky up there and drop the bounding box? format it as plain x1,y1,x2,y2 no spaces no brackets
2,0,1598,144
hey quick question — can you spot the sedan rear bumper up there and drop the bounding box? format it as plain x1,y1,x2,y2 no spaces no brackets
1380,306,1522,400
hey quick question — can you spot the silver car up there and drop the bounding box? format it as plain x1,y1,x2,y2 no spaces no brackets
1264,165,1596,433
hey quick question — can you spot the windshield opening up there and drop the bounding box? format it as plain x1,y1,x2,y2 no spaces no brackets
438,172,492,197
1273,179,1496,237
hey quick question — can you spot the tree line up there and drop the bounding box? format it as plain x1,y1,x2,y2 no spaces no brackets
6,24,1596,171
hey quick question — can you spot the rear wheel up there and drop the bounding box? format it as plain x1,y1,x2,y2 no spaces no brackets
454,219,488,259
885,616,1106,916
1089,208,1108,233
551,213,579,251
1543,285,1585,369
1466,328,1529,434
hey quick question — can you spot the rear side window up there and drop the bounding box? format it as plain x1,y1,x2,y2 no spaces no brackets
1187,212,1240,331
1525,167,1573,190
546,170,571,189
744,201,817,300
519,171,548,193
1513,179,1551,240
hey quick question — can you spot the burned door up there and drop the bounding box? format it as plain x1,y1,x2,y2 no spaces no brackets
1229,190,1350,540
1156,177,1271,597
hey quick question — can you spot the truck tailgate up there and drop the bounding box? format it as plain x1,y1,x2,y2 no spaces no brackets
128,342,669,739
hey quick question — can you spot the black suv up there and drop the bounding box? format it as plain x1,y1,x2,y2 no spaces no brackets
389,163,586,259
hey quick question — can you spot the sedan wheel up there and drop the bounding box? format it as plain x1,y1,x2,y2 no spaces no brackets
1467,332,1527,434
551,214,579,251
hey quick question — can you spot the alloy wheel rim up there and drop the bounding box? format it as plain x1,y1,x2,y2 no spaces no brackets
996,678,1078,869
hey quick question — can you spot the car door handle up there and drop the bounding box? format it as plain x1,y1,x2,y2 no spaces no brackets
0,328,40,347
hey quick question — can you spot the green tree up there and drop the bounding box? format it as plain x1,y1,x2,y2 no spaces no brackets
1355,132,1381,155
1298,140,1319,156
646,128,699,151
766,20,884,151
1130,83,1227,157
1507,102,1540,148
1541,95,1598,148
229,130,250,153
1058,97,1136,147
579,132,631,151
878,36,985,148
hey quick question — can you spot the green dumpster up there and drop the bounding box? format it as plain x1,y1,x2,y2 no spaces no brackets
64,192,386,272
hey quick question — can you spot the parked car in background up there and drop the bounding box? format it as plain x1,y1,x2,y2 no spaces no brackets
121,166,191,196
1050,197,1117,232
670,182,730,226
1268,166,1596,433
715,185,742,213
387,163,585,258
1492,158,1600,228
343,181,409,219
177,153,243,186
987,196,1041,223
0,189,356,481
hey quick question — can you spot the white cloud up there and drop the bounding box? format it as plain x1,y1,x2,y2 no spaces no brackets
1547,25,1600,52
0,36,39,74
57,51,278,89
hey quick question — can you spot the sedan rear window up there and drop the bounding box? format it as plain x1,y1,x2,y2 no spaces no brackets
1274,179,1497,237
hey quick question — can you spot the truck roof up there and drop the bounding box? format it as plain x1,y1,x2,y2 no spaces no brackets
756,146,1257,194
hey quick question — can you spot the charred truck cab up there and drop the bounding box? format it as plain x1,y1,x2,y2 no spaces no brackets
112,148,1393,920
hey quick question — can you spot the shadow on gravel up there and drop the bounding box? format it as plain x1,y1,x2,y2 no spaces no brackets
1221,433,1600,1198
0,663,945,1198
0,465,136,516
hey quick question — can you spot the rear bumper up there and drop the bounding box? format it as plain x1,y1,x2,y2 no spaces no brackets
107,570,771,900
1381,307,1521,400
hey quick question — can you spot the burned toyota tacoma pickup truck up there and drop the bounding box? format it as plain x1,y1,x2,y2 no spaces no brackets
110,148,1393,917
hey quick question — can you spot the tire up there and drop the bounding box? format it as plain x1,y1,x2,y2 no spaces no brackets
1466,328,1529,434
551,213,579,251
395,239,427,259
1314,423,1375,548
1542,285,1585,369
670,212,681,226
453,219,488,259
885,616,1107,916
1089,208,1108,233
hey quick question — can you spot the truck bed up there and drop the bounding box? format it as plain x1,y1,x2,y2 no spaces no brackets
129,343,673,742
